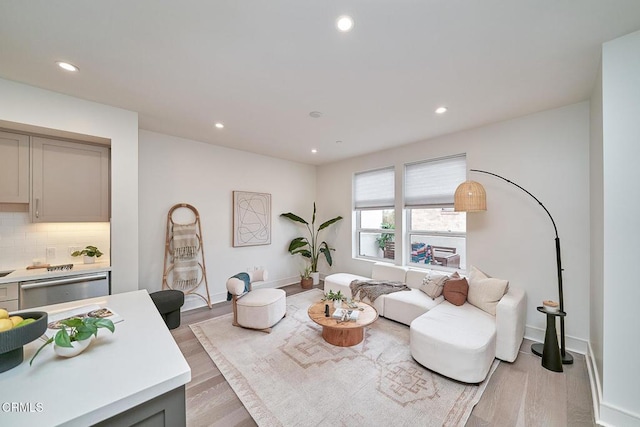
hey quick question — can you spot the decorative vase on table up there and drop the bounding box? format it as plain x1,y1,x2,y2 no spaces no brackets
54,337,93,358
333,299,342,310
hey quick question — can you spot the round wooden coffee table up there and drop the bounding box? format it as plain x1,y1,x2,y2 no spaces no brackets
307,300,378,347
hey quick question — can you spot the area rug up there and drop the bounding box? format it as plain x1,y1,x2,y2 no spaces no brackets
190,289,497,427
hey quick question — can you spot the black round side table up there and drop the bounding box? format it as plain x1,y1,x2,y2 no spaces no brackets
533,306,566,372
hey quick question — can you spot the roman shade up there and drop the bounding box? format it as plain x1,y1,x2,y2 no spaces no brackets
354,167,395,209
404,155,466,207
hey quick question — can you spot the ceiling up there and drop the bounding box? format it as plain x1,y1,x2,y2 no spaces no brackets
1,1,640,165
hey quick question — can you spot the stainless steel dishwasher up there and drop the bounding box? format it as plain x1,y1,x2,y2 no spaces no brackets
19,272,110,309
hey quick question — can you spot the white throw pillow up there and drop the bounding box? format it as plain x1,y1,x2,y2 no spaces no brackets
419,272,449,299
467,266,509,316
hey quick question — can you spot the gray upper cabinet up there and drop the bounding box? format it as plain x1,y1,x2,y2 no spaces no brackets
31,137,110,222
0,131,30,203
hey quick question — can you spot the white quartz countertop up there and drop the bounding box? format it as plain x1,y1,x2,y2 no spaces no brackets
0,290,191,426
0,261,112,285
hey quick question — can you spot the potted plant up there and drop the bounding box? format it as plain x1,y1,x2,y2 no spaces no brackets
375,222,395,260
281,203,343,285
71,245,103,264
323,290,346,309
30,316,115,365
300,266,313,290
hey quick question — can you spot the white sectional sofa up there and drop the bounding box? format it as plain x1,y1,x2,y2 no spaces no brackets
324,262,527,383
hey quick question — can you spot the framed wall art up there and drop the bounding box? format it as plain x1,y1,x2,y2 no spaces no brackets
233,191,271,247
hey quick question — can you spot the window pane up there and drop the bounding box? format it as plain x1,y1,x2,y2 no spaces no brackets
357,209,395,261
360,209,395,229
359,232,395,260
410,236,465,269
410,208,465,233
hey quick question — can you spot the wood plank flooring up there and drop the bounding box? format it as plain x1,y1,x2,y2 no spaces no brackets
171,284,595,426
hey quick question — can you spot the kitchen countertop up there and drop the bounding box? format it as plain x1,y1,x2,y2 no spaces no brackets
0,261,111,285
1,289,191,426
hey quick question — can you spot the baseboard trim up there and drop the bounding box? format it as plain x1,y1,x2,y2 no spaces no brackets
524,325,588,355
586,343,602,425
599,402,640,427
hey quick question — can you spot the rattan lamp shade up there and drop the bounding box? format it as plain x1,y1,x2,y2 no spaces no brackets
454,180,487,212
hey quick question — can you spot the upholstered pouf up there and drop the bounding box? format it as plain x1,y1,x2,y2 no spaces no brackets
150,290,185,330
410,301,496,383
234,288,286,332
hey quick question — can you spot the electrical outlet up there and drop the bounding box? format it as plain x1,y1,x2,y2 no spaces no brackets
46,247,56,259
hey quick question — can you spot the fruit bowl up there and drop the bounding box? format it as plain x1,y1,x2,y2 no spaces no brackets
0,311,48,373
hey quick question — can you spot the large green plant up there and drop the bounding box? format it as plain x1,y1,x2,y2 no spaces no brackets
280,203,343,272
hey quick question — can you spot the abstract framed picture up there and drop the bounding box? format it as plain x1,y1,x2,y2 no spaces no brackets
233,191,272,247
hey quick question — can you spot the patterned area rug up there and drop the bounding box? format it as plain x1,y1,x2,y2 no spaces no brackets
191,289,497,427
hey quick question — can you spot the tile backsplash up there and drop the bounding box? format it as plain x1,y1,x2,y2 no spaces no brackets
0,212,110,270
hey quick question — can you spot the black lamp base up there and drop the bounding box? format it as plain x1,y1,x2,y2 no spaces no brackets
531,342,574,365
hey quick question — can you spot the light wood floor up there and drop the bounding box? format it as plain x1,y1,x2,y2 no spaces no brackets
171,284,595,427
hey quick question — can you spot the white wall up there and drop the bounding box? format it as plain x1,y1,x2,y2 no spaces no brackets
601,30,640,426
0,78,139,294
589,62,605,406
138,130,316,310
317,102,590,351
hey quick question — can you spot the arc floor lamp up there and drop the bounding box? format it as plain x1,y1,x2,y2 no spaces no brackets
454,169,573,365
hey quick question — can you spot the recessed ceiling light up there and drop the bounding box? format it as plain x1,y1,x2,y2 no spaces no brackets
56,61,79,72
215,122,224,129
336,15,354,32
309,111,323,118
435,107,448,114
311,149,318,154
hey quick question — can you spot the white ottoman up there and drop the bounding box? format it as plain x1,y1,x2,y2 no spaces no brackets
235,288,286,332
410,301,496,383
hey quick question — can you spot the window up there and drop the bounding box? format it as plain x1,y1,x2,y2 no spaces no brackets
405,155,466,270
354,167,395,261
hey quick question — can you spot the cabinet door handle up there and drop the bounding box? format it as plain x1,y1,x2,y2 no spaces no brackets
35,198,40,218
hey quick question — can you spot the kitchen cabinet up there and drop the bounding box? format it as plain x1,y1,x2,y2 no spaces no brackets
0,130,29,203
0,282,19,312
31,136,110,222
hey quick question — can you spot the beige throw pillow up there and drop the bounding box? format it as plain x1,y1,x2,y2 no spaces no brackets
420,272,449,299
467,266,509,316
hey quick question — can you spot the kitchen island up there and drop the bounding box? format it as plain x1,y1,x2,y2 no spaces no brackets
0,290,191,426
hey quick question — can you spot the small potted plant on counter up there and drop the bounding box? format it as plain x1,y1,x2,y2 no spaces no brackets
30,316,115,364
71,245,103,264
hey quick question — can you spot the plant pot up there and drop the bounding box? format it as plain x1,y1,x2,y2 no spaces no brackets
54,337,92,358
83,255,95,264
333,299,342,310
310,271,320,285
300,277,313,289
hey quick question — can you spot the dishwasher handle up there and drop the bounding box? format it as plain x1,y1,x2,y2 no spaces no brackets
20,273,109,290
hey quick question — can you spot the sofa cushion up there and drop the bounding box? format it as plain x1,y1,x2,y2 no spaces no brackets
323,272,384,314
443,276,468,306
383,288,444,325
410,301,496,383
419,271,449,299
371,263,408,282
468,266,509,316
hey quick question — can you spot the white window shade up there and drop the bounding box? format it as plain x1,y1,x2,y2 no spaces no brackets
354,167,395,209
404,155,466,207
